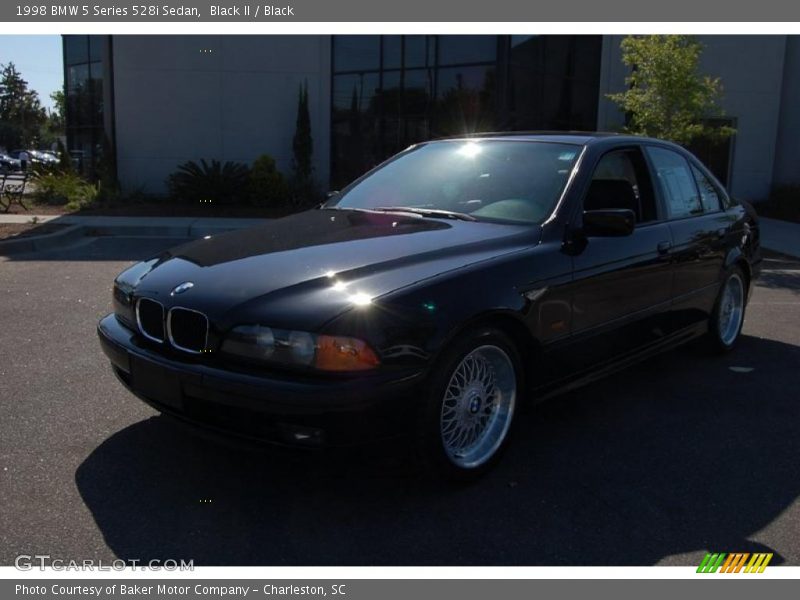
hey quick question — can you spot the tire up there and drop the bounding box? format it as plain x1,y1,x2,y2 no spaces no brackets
415,327,523,481
707,266,747,353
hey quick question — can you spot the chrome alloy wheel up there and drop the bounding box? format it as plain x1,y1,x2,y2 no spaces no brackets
439,345,517,469
718,273,745,346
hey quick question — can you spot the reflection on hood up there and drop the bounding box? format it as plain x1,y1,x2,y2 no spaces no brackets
167,209,451,268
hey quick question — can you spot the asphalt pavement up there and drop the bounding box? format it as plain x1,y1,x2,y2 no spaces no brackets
1,236,799,566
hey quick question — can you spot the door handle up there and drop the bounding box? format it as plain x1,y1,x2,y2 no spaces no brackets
657,241,671,255
715,228,727,239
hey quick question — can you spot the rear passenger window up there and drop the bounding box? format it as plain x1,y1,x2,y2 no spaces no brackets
691,164,722,212
646,146,702,219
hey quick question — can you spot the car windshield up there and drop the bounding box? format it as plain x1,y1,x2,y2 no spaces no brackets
328,140,582,224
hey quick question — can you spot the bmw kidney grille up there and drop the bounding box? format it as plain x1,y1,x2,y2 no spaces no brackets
135,298,208,354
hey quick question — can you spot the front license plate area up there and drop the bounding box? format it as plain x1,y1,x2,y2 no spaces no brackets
130,356,183,410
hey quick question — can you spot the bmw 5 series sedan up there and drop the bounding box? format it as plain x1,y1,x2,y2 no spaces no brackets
98,133,761,478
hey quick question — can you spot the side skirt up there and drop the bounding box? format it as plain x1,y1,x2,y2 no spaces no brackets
531,322,707,404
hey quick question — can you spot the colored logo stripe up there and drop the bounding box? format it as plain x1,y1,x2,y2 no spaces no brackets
745,553,773,573
697,553,726,573
697,552,773,573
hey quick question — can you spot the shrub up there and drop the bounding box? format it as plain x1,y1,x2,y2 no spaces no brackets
33,171,97,210
287,176,322,210
167,159,250,205
247,154,289,206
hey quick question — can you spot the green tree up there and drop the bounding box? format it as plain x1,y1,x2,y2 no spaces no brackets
607,36,735,145
292,80,313,182
47,89,66,132
0,62,47,150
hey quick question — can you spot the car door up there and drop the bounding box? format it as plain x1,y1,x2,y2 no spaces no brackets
566,146,674,372
644,146,732,332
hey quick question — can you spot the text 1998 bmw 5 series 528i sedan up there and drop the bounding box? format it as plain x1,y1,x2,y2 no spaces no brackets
98,133,761,479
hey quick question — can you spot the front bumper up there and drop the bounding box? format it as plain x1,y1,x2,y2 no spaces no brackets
97,314,426,447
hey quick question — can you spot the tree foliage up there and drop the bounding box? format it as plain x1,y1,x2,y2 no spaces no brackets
0,62,48,150
607,35,735,145
292,81,313,182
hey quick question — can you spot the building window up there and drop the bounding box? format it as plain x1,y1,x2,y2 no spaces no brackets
63,35,108,178
330,35,602,188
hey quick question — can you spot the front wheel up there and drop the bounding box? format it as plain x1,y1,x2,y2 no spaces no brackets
708,266,747,353
416,327,522,481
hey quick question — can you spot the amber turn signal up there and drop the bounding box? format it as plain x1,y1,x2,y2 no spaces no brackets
314,335,380,371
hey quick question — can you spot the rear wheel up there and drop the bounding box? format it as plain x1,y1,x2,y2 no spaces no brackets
416,327,522,480
708,266,746,352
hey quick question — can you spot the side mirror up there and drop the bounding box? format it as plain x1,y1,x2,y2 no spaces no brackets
582,209,636,237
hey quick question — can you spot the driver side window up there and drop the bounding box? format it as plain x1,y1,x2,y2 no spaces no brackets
584,149,658,223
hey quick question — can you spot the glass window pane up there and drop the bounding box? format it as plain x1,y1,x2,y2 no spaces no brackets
434,65,497,136
588,150,658,223
691,165,722,212
64,35,88,66
66,63,89,91
88,36,104,62
89,61,104,128
333,35,380,72
646,147,703,219
332,72,381,188
332,140,581,224
382,36,402,70
405,35,434,68
438,36,497,66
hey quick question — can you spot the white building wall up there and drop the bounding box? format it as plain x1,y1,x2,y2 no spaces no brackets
597,35,788,201
112,35,331,194
773,36,800,188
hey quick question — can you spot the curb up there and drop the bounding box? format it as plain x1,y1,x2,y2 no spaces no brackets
0,219,264,255
0,224,87,255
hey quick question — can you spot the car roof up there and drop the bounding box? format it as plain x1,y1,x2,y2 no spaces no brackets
433,131,680,148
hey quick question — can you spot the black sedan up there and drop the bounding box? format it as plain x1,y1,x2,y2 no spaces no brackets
98,133,761,478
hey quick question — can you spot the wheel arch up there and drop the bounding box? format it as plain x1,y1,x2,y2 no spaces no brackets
433,310,542,391
724,248,753,296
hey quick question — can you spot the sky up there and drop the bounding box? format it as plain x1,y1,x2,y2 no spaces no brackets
0,35,63,111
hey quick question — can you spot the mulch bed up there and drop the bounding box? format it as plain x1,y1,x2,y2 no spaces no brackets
0,222,71,241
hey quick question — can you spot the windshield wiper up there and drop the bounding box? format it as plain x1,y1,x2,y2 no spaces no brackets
372,206,477,222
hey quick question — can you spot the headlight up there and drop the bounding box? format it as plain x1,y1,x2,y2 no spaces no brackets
222,325,380,371
112,282,135,329
112,259,158,330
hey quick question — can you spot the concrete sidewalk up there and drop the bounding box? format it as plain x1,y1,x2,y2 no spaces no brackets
0,214,267,255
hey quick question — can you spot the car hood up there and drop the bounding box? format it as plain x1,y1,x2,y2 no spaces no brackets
131,209,538,330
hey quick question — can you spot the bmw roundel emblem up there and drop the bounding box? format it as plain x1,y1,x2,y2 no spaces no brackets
170,281,195,296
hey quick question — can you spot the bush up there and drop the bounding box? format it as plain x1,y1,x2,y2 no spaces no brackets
33,171,97,210
247,154,289,206
167,159,249,205
287,176,323,210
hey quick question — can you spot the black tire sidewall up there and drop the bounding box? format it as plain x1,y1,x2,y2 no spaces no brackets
416,327,524,481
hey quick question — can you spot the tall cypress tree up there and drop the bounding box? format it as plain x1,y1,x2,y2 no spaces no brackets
292,81,313,182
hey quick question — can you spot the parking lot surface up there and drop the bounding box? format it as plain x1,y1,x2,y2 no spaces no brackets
1,237,798,566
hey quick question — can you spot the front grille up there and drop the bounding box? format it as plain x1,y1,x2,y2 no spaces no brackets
167,307,209,354
136,298,165,342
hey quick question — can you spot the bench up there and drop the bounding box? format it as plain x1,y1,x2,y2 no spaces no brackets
0,173,30,212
